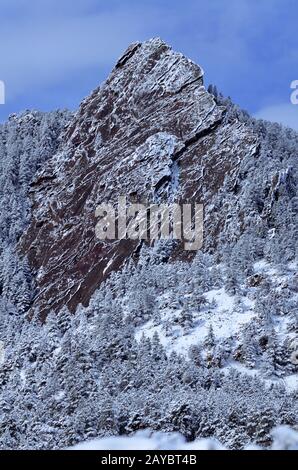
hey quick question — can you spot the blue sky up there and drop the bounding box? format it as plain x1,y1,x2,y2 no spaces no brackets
0,0,298,128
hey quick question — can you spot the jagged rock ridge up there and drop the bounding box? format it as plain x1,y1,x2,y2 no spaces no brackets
20,38,259,319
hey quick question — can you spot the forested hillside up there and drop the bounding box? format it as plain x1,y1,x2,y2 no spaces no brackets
0,40,297,449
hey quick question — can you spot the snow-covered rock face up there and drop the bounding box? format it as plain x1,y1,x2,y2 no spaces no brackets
0,38,298,451
20,38,258,319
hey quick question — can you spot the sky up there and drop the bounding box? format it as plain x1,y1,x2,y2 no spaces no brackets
0,0,298,128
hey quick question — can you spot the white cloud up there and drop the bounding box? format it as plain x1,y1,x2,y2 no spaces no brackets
254,103,298,131
0,2,161,101
0,0,285,101
0,0,296,121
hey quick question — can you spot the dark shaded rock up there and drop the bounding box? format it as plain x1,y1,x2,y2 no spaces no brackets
20,38,258,319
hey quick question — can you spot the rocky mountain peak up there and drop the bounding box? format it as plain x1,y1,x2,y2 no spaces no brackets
19,39,259,320
0,39,297,450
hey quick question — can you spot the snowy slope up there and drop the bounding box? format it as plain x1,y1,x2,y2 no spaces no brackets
70,426,298,450
0,39,297,450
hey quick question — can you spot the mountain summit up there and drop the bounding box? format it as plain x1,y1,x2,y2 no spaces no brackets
21,38,258,319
